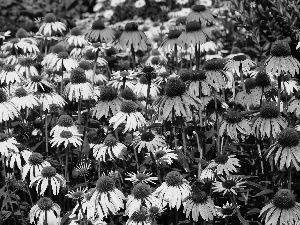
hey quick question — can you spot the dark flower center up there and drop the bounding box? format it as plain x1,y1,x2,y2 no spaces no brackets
52,44,66,54
192,5,206,12
10,38,19,44
215,155,229,164
57,52,69,59
190,70,207,81
37,197,54,210
3,64,15,72
120,88,137,101
165,171,183,186
260,103,279,118
165,78,186,97
70,27,82,36
15,87,27,97
100,86,118,101
272,189,296,209
19,58,34,67
203,59,225,71
151,57,161,65
222,180,236,189
160,72,170,79
255,71,270,87
0,89,7,103
132,183,151,199
232,54,247,62
149,206,160,217
85,49,97,60
155,150,167,159
71,191,84,199
28,153,44,165
96,176,115,192
41,166,56,178
70,68,87,84
104,136,118,147
57,115,73,127
60,130,73,139
120,100,137,114
0,133,8,142
225,110,242,123
139,75,149,85
191,180,205,193
245,78,257,92
168,29,182,39
92,20,105,30
191,191,208,203
140,132,155,142
222,207,234,215
16,28,28,39
131,210,148,222
278,128,299,147
231,47,241,54
135,173,149,182
295,90,300,100
270,41,291,57
120,71,130,77
186,21,202,32
282,74,291,82
176,16,186,25
179,69,191,82
125,22,139,32
44,13,57,23
151,49,160,56
79,61,91,71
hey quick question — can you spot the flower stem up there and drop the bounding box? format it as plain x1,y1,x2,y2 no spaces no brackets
78,200,88,225
60,59,64,95
145,77,151,121
230,194,248,225
175,44,178,72
45,110,48,157
239,63,248,110
150,151,162,184
288,166,292,190
214,91,221,153
131,44,136,70
278,74,282,112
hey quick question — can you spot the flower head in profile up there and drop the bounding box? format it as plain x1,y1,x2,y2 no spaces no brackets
125,171,158,185
266,128,300,171
203,58,228,91
265,40,300,77
49,51,78,72
30,197,61,225
134,75,160,98
219,109,251,141
134,131,166,153
15,57,39,78
22,152,51,180
6,145,31,170
0,64,24,85
66,187,88,201
206,155,240,176
215,202,236,218
0,133,19,158
64,67,93,101
67,27,88,47
30,166,66,196
92,86,123,119
288,90,300,117
225,54,256,75
108,70,137,91
154,171,191,209
0,89,19,123
153,77,201,121
92,135,126,162
38,13,66,36
183,191,216,222
109,100,146,133
252,102,287,139
126,209,151,225
42,44,66,67
36,86,66,112
260,189,300,225
50,130,83,148
85,19,115,42
146,146,178,165
186,5,214,24
187,70,212,96
10,87,40,111
212,175,246,196
50,115,78,137
26,75,55,93
160,29,182,53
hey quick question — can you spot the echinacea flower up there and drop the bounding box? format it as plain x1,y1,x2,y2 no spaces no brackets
153,77,201,121
108,70,136,90
147,146,178,165
6,145,31,170
279,74,300,95
252,102,287,139
260,189,300,225
0,89,19,122
177,21,211,48
92,135,126,162
73,160,91,178
225,54,256,75
160,29,182,53
119,22,148,51
89,176,125,220
126,183,158,217
64,67,93,101
215,202,236,218
92,86,123,119
0,64,24,85
85,20,115,42
37,88,66,112
206,155,240,176
42,44,66,67
67,27,88,47
50,130,83,148
266,128,300,170
125,171,158,185
50,115,78,136
0,133,19,158
22,152,51,180
26,75,55,93
10,87,40,110
265,40,300,77
15,57,39,78
203,58,228,91
0,30,11,41
49,51,78,72
186,5,214,24
134,75,160,98
30,166,66,196
109,100,146,133
126,209,151,225
66,187,88,201
38,13,66,36
134,131,166,153
212,175,246,195
288,90,300,116
219,109,251,140
30,197,61,225
183,191,216,221
187,70,212,96
154,171,191,209
78,60,94,82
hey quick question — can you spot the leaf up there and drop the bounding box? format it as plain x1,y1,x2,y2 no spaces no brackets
1,211,11,221
31,140,44,152
82,133,90,156
174,149,190,172
60,211,72,225
254,189,273,197
245,208,261,217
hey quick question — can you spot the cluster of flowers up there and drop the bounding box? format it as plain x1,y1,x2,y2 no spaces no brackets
1,2,300,225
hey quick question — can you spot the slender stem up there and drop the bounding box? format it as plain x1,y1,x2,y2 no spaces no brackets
65,147,69,182
230,195,248,225
98,159,101,178
214,91,221,153
131,44,136,69
145,77,151,121
45,110,48,157
278,74,282,112
60,59,64,95
181,122,187,155
195,44,199,70
175,44,178,72
288,166,292,190
106,64,111,81
45,210,48,225
78,200,88,225
150,151,162,184
239,63,247,110
194,131,202,179
256,144,265,174
132,130,139,170
260,86,264,108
